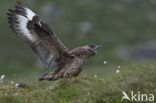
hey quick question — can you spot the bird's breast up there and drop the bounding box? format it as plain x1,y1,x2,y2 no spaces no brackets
62,57,88,77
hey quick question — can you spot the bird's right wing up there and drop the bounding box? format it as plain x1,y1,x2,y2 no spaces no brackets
7,2,71,72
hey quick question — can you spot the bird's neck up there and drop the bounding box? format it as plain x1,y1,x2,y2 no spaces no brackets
70,49,90,59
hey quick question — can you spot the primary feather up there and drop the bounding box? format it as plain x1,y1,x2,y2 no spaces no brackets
7,2,70,72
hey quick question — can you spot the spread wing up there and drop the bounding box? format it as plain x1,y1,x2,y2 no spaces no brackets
7,2,71,73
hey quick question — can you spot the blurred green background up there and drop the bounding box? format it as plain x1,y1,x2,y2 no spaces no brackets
1,0,156,77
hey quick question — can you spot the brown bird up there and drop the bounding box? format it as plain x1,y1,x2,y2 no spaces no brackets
7,2,101,81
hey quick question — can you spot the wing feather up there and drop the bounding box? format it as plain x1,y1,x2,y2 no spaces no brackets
7,2,71,72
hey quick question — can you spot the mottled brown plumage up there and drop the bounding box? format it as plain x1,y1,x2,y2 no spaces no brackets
7,2,101,81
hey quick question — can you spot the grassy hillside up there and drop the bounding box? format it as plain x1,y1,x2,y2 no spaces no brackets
1,0,156,103
0,63,156,103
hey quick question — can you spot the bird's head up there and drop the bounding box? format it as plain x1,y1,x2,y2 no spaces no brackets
83,45,102,56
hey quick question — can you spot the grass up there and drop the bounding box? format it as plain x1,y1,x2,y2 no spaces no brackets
0,63,156,103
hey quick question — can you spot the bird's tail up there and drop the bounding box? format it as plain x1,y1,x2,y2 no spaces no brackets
38,72,49,81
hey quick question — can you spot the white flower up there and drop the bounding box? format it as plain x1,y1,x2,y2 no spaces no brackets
11,81,14,85
103,61,107,64
117,65,121,68
15,83,19,87
116,69,120,74
94,75,97,78
1,75,5,80
13,93,18,96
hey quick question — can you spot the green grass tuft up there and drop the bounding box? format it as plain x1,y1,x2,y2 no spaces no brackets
0,64,156,103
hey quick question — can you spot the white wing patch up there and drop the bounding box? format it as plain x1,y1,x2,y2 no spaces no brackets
25,8,35,20
16,7,36,40
17,15,33,40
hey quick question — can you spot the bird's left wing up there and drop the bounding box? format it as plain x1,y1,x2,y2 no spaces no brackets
7,2,71,72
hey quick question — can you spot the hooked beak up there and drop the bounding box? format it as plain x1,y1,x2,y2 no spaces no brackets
95,46,102,49
94,46,102,54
